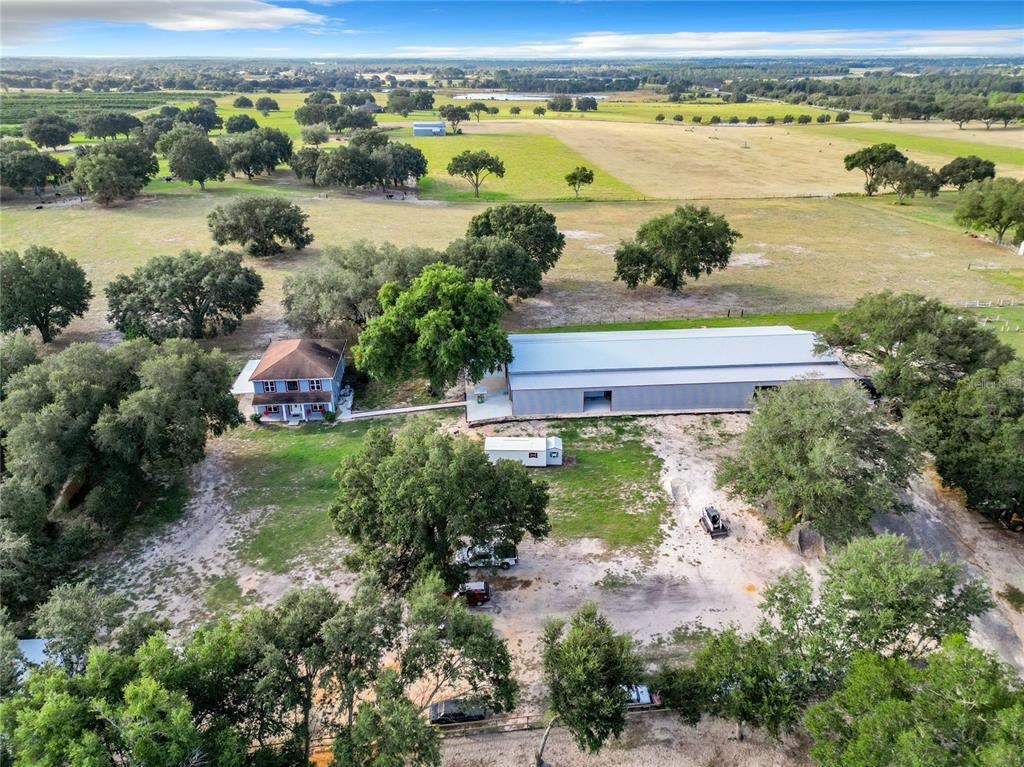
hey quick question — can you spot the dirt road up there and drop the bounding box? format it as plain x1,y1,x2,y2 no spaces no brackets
441,710,811,767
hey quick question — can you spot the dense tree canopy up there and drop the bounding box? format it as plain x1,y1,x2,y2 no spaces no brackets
538,602,642,762
218,126,293,180
331,419,549,591
0,140,65,195
939,155,996,190
157,123,227,190
177,105,223,133
717,380,918,541
70,151,146,204
446,236,542,300
819,291,1014,406
954,176,1024,244
106,248,263,340
614,205,740,292
912,360,1024,518
224,113,259,133
1,572,516,767
439,104,470,131
466,203,565,274
81,111,142,140
843,143,908,195
282,240,443,333
805,636,1022,767
254,96,279,112
0,246,92,342
300,123,330,147
354,263,512,393
875,159,940,203
23,114,76,149
0,339,239,616
207,196,314,257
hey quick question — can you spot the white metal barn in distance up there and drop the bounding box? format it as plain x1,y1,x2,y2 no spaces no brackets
501,326,860,417
484,436,563,466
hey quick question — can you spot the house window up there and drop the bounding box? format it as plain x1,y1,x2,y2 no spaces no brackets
528,452,538,459
264,381,277,393
310,403,326,413
265,405,281,414
286,380,299,392
550,451,559,459
308,379,323,391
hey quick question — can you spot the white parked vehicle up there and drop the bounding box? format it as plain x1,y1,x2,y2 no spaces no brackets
455,543,519,570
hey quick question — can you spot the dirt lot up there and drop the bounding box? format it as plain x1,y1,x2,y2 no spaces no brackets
441,711,812,767
92,411,1023,674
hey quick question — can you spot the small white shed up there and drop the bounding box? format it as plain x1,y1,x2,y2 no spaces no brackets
485,436,563,467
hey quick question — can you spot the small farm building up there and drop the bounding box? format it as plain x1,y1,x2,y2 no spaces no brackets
359,102,384,113
413,121,446,136
502,326,860,417
484,436,563,466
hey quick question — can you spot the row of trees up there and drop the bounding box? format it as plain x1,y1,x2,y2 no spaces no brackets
657,112,836,125
0,573,513,767
291,129,428,192
283,202,564,331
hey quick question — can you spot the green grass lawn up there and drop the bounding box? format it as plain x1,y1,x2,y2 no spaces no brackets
541,419,667,551
400,129,641,201
221,421,381,572
812,124,1024,167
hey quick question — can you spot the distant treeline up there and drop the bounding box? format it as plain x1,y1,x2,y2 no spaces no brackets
733,73,1024,113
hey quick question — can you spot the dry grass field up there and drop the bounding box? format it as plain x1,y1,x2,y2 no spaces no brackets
3,186,1018,354
508,119,1024,199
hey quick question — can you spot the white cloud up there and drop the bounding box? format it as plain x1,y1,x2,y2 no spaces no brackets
386,27,1024,58
1,0,326,45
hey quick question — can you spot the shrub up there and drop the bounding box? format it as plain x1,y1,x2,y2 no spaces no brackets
765,115,776,124
816,114,832,123
836,111,850,123
672,114,683,122
655,113,665,122
709,115,721,124
746,116,758,124
233,96,253,108
250,412,262,424
728,116,739,124
324,409,337,423
871,111,884,120
691,115,702,123
798,114,812,124
782,114,795,124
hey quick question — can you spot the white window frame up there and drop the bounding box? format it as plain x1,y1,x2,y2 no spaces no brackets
263,380,277,393
265,405,281,414
308,379,323,391
310,403,326,413
286,380,300,392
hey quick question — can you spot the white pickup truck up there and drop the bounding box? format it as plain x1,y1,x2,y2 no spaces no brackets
455,543,519,570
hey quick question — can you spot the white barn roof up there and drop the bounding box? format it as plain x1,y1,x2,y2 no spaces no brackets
506,327,858,390
485,436,561,452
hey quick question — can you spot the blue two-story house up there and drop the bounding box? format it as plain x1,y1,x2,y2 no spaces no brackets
249,339,345,422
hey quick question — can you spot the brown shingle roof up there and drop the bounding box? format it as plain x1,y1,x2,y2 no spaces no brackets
253,390,333,406
249,339,343,381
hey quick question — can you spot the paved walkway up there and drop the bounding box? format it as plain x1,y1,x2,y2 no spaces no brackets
341,400,466,421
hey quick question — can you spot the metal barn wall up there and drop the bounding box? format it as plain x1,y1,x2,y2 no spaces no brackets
611,382,757,411
511,388,584,416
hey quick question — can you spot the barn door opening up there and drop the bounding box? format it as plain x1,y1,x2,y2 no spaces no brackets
583,390,612,413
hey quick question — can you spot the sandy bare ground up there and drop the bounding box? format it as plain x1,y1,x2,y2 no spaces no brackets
441,711,811,767
86,441,358,633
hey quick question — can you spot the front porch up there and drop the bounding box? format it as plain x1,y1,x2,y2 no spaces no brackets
255,401,332,423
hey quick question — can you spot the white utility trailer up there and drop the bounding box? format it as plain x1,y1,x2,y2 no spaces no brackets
484,436,563,467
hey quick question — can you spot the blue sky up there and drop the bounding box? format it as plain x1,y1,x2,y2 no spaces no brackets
3,1,1022,59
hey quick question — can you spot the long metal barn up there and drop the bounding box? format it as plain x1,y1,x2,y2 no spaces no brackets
497,326,860,418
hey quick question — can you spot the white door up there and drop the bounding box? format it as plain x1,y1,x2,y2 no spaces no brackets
289,404,303,418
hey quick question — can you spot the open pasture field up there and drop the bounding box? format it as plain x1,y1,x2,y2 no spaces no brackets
3,188,1019,354
516,119,1024,200
399,128,641,201
813,121,1024,168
